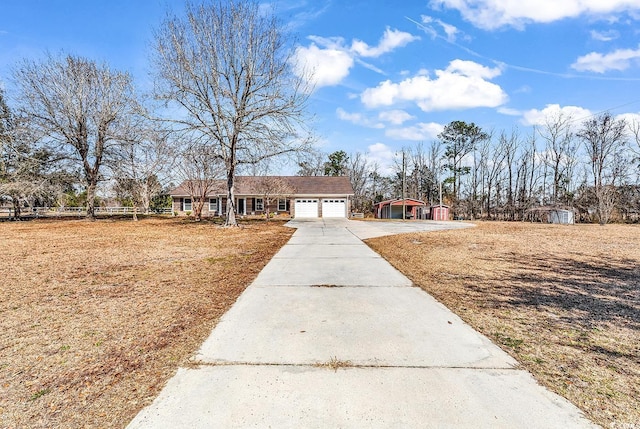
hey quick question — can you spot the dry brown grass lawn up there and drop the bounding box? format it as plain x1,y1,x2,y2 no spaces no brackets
0,217,293,429
367,221,640,429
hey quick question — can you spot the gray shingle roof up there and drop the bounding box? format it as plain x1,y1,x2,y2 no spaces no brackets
169,176,354,197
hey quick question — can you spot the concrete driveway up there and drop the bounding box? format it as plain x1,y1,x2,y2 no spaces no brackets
291,217,475,240
128,218,597,428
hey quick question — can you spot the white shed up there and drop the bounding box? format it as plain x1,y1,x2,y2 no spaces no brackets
549,209,574,224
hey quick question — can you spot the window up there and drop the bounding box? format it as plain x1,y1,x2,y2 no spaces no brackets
183,198,192,211
277,198,287,211
255,198,264,211
209,198,218,212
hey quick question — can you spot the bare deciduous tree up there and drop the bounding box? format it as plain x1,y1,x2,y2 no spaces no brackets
479,133,507,219
408,142,438,204
427,141,444,205
502,129,520,219
629,119,640,170
578,112,627,225
296,150,326,176
368,163,390,207
152,0,312,226
1,88,71,218
13,54,140,219
513,133,541,218
177,143,224,221
253,176,294,221
538,112,578,205
0,88,13,205
0,88,10,151
347,152,371,213
112,129,175,220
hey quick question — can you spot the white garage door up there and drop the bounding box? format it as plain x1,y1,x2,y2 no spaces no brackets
322,199,346,218
294,199,319,218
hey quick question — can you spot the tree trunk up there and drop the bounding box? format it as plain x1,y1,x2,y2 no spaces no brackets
453,157,458,218
86,181,97,220
225,168,237,227
193,198,205,221
486,181,492,220
11,198,21,220
141,182,151,214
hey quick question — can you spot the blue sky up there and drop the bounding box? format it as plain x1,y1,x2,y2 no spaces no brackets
2,0,640,173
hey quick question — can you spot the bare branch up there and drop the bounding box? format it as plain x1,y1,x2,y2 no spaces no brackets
13,54,142,218
577,112,627,224
152,0,313,226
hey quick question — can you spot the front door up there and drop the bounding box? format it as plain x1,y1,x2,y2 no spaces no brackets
237,198,246,215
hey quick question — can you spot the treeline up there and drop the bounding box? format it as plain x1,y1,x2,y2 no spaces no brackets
317,116,640,224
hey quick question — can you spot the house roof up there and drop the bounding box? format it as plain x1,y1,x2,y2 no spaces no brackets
374,198,427,207
170,176,354,197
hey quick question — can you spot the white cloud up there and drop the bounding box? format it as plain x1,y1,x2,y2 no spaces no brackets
292,43,354,89
439,21,460,42
498,107,522,116
447,59,502,79
430,0,640,30
616,112,640,129
420,15,460,42
590,29,620,41
361,60,507,112
355,58,386,75
617,112,640,122
420,16,438,39
571,46,640,73
336,108,384,128
514,85,532,94
521,104,592,126
292,28,418,90
350,28,420,58
378,110,415,125
362,80,398,107
287,5,331,30
385,122,444,141
260,2,330,30
308,35,346,50
366,143,396,174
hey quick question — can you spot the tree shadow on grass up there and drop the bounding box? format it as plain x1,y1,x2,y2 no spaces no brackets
475,254,640,332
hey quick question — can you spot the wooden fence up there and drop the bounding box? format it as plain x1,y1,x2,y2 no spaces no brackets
0,207,173,219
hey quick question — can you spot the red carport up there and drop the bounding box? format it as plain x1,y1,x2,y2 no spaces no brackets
374,198,427,219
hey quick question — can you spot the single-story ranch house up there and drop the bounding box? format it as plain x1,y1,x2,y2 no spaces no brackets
170,176,354,218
